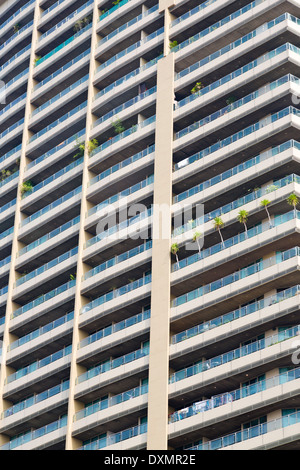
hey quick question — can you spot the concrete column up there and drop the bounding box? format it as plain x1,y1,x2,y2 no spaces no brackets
147,44,174,449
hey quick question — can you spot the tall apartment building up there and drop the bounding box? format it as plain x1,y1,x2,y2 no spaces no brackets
0,0,300,451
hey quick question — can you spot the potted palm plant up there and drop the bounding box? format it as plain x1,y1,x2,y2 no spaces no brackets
237,209,249,238
213,216,225,247
260,199,272,228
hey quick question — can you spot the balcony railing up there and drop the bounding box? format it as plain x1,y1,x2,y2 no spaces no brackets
20,186,82,228
172,285,300,345
79,422,147,450
173,174,300,237
78,308,150,349
169,365,300,424
80,273,152,315
35,24,92,67
11,280,76,320
76,345,149,384
14,247,78,287
6,346,72,384
17,215,80,257
2,380,69,420
87,144,155,188
9,311,74,351
175,14,299,80
187,409,300,450
74,383,148,421
170,321,300,384
175,74,298,141
172,246,300,308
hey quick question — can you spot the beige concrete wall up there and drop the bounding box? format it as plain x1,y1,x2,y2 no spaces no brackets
147,51,174,450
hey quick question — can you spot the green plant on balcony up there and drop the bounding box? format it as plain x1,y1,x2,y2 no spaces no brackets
237,209,249,238
171,243,180,267
112,0,121,5
191,81,203,94
34,56,41,66
99,8,108,15
74,138,98,158
193,231,202,253
20,180,33,196
83,15,93,27
111,118,125,135
287,193,299,217
73,19,85,32
226,96,236,105
13,23,20,33
169,40,178,50
0,169,11,182
260,199,272,228
70,274,76,281
266,184,278,193
213,216,225,247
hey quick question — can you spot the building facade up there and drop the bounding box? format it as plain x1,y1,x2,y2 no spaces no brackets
0,0,300,451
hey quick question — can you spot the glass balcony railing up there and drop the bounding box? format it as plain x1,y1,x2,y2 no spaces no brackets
83,241,152,281
29,101,87,143
0,144,22,168
93,54,163,101
96,28,164,74
174,140,299,200
36,24,92,67
80,273,152,316
98,0,131,22
171,0,218,27
41,0,66,17
0,255,11,270
26,128,85,170
22,157,83,198
170,322,300,385
187,409,300,450
169,365,300,424
0,285,8,297
79,308,150,349
0,226,14,241
0,170,19,190
11,280,76,320
0,20,33,52
85,207,152,249
9,312,74,351
1,415,68,450
98,5,159,47
31,75,89,117
2,380,69,420
79,422,147,450
174,107,300,171
172,0,266,53
173,211,300,273
17,215,80,257
172,285,300,345
1,0,35,31
172,246,300,308
39,0,93,41
6,345,72,384
0,93,27,120
0,44,31,74
175,14,299,80
87,174,154,217
176,43,300,108
34,49,90,91
88,144,155,188
93,86,157,129
175,74,297,140
20,186,82,228
76,345,149,384
0,118,24,141
90,115,156,158
173,174,300,237
0,198,16,215
15,247,78,287
74,383,148,421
